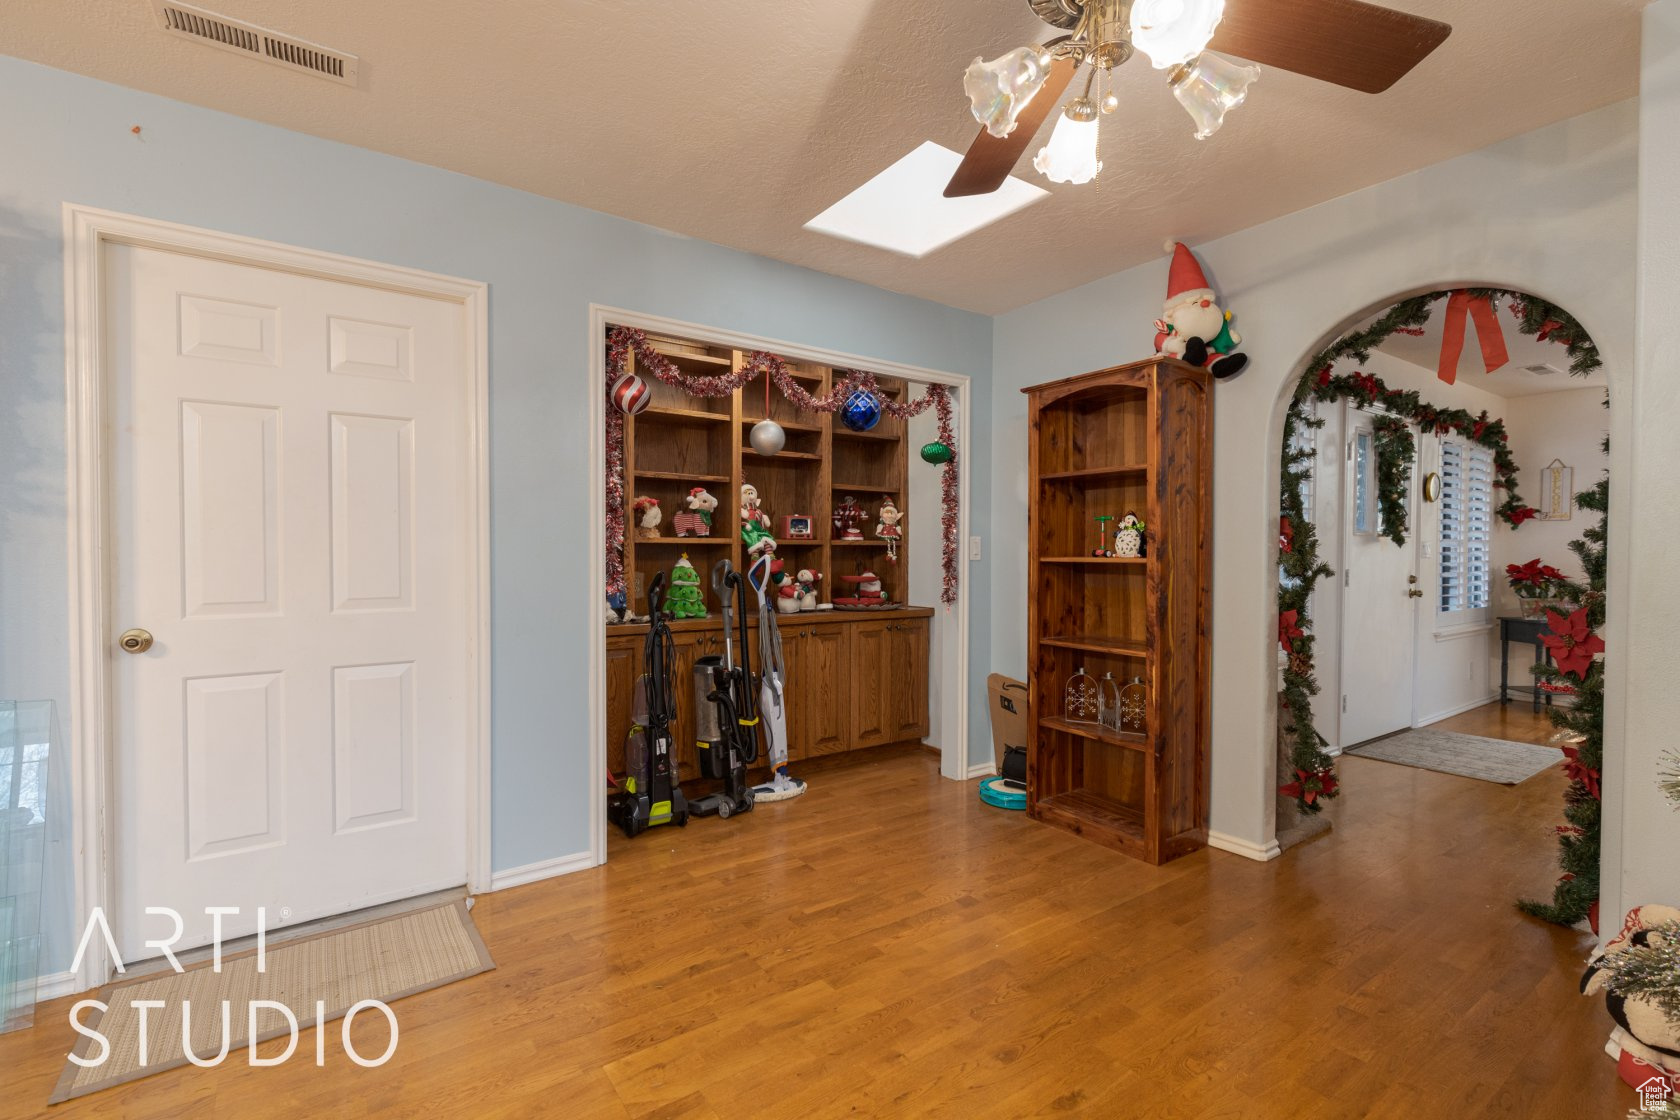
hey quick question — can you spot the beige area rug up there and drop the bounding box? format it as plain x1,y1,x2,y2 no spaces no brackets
1347,728,1563,785
51,899,493,1103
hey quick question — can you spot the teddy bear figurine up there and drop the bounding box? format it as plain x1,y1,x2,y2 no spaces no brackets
672,486,718,538
632,496,662,540
796,569,823,611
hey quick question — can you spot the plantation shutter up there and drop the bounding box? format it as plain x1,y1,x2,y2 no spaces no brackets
1439,438,1494,615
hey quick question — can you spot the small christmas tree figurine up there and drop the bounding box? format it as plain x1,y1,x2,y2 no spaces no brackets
665,554,708,619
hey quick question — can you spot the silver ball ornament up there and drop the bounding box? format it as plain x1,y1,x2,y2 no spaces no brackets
750,418,786,456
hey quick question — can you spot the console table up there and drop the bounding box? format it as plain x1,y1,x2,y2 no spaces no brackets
1498,616,1555,713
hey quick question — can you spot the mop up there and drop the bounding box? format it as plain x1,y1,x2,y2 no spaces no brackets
747,552,807,802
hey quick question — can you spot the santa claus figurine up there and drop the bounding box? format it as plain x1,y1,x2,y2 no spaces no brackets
1154,241,1248,380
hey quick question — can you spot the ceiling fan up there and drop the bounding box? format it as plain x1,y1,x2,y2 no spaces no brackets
947,0,1452,196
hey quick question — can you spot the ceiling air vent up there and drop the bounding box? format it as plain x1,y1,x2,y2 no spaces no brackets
150,1,359,87
1522,363,1562,377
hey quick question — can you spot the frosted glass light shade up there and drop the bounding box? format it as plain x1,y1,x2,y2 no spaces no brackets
1131,0,1227,69
1170,52,1260,139
964,47,1055,138
1033,110,1102,185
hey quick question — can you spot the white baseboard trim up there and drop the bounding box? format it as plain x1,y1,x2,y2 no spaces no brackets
488,850,597,892
965,762,997,781
1416,692,1500,725
1208,830,1282,862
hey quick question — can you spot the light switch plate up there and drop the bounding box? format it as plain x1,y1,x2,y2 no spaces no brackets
968,536,982,561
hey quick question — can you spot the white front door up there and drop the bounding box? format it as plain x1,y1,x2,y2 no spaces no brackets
1339,408,1420,748
107,243,472,961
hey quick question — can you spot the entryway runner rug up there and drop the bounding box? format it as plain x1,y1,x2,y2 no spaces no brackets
1346,728,1562,785
51,898,493,1103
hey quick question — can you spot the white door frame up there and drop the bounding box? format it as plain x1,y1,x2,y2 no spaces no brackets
587,304,974,867
63,204,492,992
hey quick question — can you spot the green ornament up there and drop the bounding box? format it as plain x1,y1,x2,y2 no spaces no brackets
920,441,954,465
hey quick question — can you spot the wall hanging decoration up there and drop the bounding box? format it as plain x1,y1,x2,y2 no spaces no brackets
1370,414,1416,547
1538,458,1574,521
604,327,960,605
1152,241,1248,380
840,387,882,432
1063,665,1100,725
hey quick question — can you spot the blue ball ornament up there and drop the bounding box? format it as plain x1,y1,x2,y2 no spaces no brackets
840,388,882,432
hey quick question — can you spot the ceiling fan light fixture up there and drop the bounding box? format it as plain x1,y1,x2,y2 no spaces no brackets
1033,97,1103,185
964,46,1057,138
1169,52,1259,140
1130,0,1227,70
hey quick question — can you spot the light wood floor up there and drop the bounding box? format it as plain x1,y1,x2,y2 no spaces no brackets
0,707,1626,1118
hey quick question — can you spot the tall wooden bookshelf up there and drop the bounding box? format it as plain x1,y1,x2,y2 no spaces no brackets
619,332,911,615
1021,356,1212,864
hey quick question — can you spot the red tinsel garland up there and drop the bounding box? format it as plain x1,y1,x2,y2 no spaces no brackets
605,327,960,605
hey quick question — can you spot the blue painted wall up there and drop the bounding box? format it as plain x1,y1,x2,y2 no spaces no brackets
0,55,993,974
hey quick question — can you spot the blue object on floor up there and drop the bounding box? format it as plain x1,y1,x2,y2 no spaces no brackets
979,776,1026,810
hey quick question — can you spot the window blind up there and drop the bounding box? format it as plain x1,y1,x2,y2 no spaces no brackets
1439,438,1493,614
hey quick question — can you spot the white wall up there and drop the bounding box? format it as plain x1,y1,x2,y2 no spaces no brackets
1612,0,1680,921
992,100,1638,867
907,402,965,771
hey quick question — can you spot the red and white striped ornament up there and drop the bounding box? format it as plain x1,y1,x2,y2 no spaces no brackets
610,373,652,415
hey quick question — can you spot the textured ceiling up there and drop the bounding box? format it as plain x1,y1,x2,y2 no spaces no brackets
0,0,1648,313
1373,299,1609,398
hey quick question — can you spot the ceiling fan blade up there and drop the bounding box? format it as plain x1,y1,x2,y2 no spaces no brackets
1208,0,1451,94
944,55,1079,198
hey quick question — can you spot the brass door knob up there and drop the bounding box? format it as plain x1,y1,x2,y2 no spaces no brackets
119,628,154,653
1407,589,1424,599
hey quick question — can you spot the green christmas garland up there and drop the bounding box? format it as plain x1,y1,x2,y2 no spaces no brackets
1520,422,1610,928
1277,288,1601,816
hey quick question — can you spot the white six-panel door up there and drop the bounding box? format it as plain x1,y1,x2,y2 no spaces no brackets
107,243,470,961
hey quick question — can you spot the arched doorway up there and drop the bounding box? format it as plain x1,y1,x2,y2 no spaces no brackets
1268,287,1609,926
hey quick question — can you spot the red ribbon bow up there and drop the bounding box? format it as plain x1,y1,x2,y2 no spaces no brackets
1437,291,1510,386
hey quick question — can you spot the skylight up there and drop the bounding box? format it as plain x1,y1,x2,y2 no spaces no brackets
804,142,1047,258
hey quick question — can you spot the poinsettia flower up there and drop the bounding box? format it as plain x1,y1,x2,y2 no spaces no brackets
1315,367,1332,388
1509,506,1539,526
1280,767,1339,807
1541,607,1604,679
1279,516,1294,554
1506,559,1544,586
1279,610,1304,652
1560,745,1601,800
1538,564,1566,583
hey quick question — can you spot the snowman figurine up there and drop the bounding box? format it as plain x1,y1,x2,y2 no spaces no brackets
1115,513,1145,558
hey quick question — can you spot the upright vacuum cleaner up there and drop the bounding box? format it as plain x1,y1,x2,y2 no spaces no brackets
689,560,758,819
747,552,806,803
608,572,689,838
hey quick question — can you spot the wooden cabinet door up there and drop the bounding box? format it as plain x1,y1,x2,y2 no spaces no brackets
668,631,713,785
847,621,893,749
605,637,640,778
797,625,850,756
888,620,931,742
